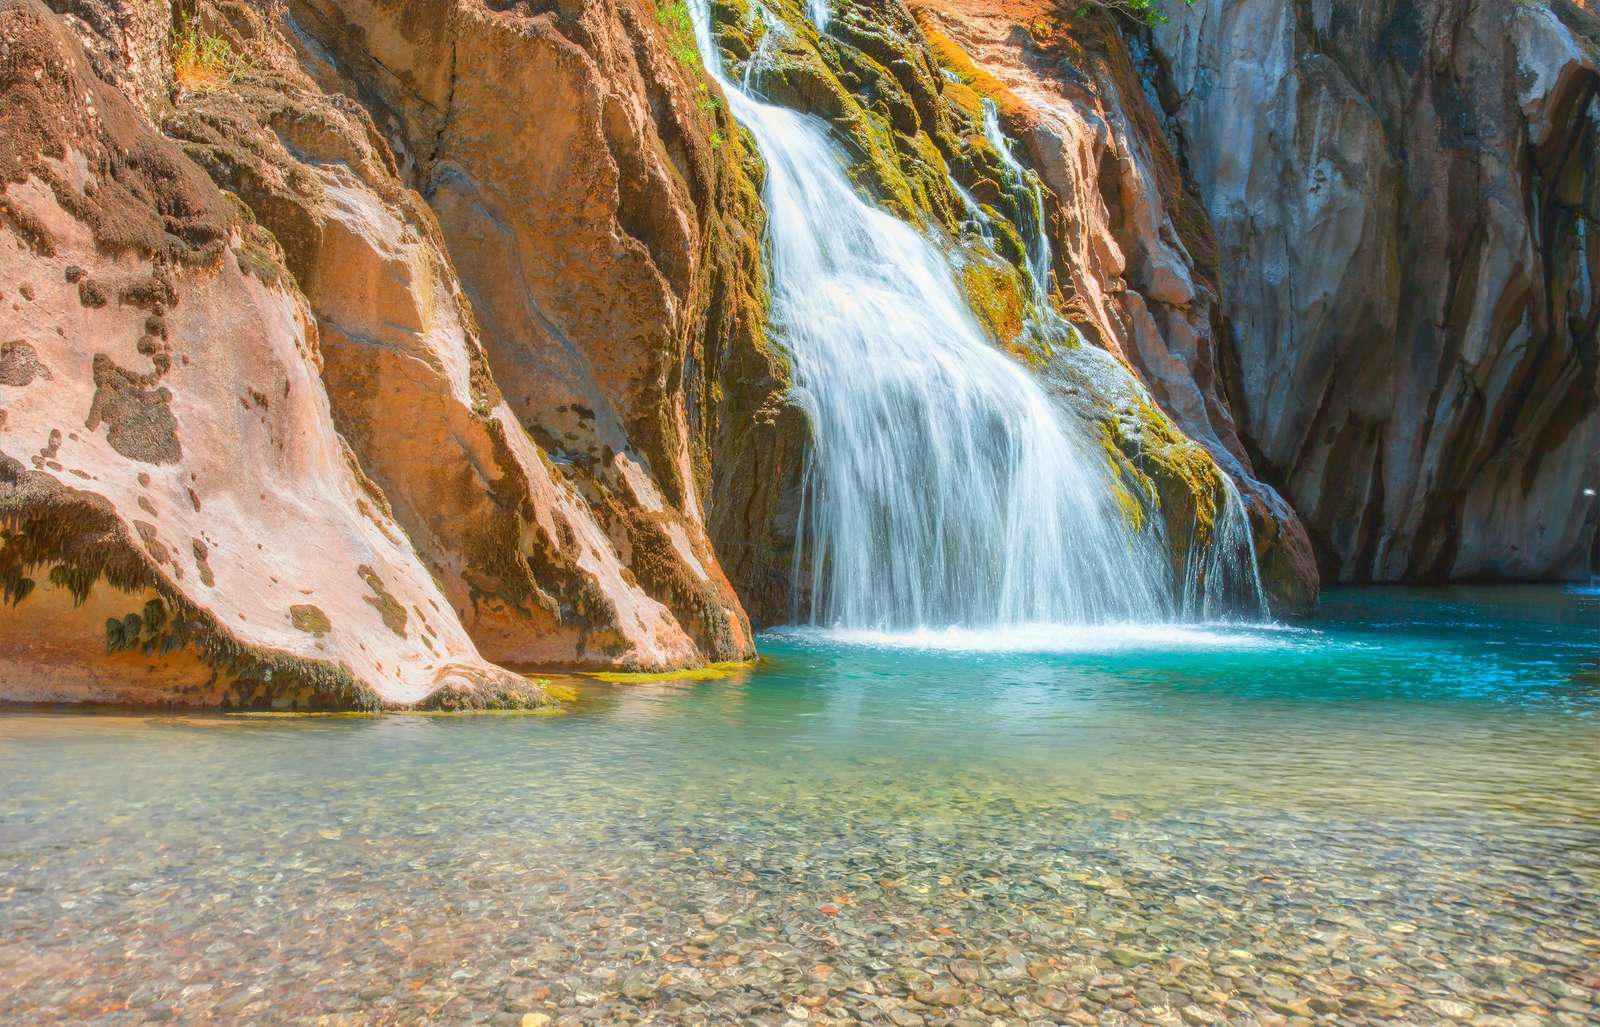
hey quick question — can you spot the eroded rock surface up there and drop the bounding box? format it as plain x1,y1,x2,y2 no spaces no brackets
0,0,539,707
163,0,754,670
1155,0,1600,581
287,0,788,644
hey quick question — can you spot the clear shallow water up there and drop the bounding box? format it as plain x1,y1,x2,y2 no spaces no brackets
2,587,1598,1025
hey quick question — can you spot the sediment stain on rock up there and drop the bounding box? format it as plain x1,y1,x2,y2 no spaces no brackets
0,339,51,386
84,353,182,465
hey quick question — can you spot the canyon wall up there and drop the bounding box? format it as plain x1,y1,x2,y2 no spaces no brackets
0,0,540,707
8,0,1590,707
1154,0,1600,581
2,0,787,706
282,0,795,639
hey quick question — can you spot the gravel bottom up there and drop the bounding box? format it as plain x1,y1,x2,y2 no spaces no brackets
4,787,1597,1026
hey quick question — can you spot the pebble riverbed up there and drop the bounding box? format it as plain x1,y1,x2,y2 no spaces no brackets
3,589,1598,1026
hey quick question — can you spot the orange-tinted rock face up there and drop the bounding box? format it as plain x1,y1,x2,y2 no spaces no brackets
162,0,746,670
3,0,794,707
0,0,540,708
286,0,781,650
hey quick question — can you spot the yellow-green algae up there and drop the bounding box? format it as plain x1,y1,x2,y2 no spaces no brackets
583,659,759,685
1094,391,1226,566
912,12,1029,121
962,259,1028,346
212,681,578,717
220,708,570,719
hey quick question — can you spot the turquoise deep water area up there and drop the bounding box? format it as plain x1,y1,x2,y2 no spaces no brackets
2,586,1599,1025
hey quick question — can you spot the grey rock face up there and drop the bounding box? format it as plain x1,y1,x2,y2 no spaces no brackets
1155,0,1600,580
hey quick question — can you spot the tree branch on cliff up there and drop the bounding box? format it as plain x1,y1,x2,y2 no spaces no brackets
1077,0,1194,28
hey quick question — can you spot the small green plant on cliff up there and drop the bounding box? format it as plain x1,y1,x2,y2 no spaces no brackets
171,16,236,91
1081,0,1194,27
655,0,701,69
698,82,722,114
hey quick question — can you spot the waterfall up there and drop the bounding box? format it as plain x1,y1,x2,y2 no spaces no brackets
690,2,1251,630
806,0,830,33
975,97,1268,620
1183,480,1269,620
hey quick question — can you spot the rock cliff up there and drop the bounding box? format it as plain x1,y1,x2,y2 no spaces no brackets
1154,0,1600,581
0,0,540,707
283,0,787,645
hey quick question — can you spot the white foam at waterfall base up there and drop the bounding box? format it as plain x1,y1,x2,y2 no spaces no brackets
690,0,1256,631
767,622,1302,655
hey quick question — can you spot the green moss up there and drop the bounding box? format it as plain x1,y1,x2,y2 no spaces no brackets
402,706,569,718
356,564,408,638
1094,391,1226,553
655,0,702,69
415,679,549,711
912,14,1028,120
222,706,566,719
219,193,294,291
171,15,238,92
221,711,385,720
290,603,332,637
1097,420,1155,533
1131,395,1223,537
962,260,1027,346
544,682,579,703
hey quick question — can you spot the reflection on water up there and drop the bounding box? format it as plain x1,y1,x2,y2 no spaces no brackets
1,587,1597,1025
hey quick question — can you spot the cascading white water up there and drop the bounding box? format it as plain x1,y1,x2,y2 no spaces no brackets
1184,480,1269,619
806,0,830,33
691,2,1251,629
973,96,1270,619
